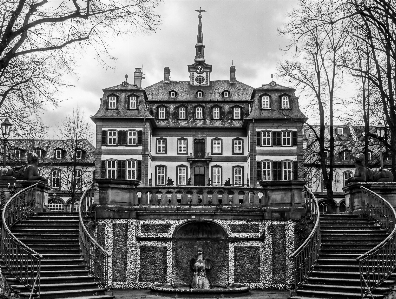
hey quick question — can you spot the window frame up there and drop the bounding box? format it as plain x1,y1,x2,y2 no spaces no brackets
232,138,244,155
282,131,292,146
107,130,117,145
281,95,290,109
51,169,61,189
261,95,271,109
233,166,244,186
75,149,82,160
262,131,272,146
177,138,188,155
195,106,204,119
128,95,138,110
177,165,188,186
75,169,82,190
343,171,353,187
223,90,230,98
233,107,241,120
156,165,167,186
197,90,204,98
158,106,166,119
128,130,138,145
178,106,186,120
262,160,272,181
211,138,223,155
126,159,137,180
212,165,222,186
282,160,293,180
55,149,63,159
170,91,177,98
107,95,118,110
212,106,220,119
336,127,344,135
106,160,117,179
156,138,167,154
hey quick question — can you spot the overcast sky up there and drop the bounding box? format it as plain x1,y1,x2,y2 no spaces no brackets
44,0,300,137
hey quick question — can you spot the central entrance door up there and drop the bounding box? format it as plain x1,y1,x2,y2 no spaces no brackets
194,166,205,186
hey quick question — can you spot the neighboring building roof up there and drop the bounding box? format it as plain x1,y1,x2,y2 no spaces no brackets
103,81,143,91
145,80,254,102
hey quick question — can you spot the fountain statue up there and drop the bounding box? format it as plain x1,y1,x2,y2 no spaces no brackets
190,248,211,289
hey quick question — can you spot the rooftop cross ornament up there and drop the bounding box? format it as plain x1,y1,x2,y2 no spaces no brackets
195,7,206,17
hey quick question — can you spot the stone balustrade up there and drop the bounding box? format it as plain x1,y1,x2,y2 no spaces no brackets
94,179,306,220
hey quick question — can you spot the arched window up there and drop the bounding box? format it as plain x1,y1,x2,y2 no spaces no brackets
196,90,204,98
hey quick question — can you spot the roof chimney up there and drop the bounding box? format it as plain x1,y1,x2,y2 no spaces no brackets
230,65,236,83
164,67,170,83
134,68,144,88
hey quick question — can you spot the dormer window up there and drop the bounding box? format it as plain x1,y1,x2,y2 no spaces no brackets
158,106,166,119
195,106,203,119
233,107,241,119
261,95,271,109
76,149,83,159
107,95,118,109
178,107,186,119
223,90,230,98
336,127,344,135
170,90,177,98
281,95,290,109
196,91,204,98
55,149,63,159
128,95,137,110
34,148,45,158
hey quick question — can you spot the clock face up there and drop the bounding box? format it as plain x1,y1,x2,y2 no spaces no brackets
197,66,204,73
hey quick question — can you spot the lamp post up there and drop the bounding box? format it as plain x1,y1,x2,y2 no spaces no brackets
1,118,12,167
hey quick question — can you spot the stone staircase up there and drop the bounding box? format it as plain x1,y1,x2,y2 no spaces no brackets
2,212,113,299
290,214,396,299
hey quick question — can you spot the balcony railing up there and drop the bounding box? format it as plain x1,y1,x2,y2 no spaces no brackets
356,186,396,298
1,183,42,298
78,185,110,289
289,186,320,293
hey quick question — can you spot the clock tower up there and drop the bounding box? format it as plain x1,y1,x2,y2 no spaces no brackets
188,7,212,86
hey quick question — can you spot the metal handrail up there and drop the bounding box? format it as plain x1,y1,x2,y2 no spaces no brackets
356,186,396,298
290,186,321,292
1,183,42,298
78,184,110,289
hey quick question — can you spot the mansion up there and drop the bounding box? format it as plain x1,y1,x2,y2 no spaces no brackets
91,10,307,188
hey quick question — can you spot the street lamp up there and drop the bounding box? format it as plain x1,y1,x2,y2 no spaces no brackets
1,118,12,166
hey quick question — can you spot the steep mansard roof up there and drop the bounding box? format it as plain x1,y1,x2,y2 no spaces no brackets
145,80,254,102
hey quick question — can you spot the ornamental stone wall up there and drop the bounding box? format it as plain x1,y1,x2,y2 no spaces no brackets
95,218,295,289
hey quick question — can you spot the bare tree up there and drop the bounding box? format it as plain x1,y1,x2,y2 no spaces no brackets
0,0,160,132
278,0,351,206
56,107,94,206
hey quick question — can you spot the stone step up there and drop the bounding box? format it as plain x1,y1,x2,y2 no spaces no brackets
19,288,107,299
12,228,79,234
299,283,389,294
294,289,384,298
307,276,395,286
13,282,99,292
13,232,79,239
18,238,79,244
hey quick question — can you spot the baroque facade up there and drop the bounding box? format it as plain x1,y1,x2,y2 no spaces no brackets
91,11,307,188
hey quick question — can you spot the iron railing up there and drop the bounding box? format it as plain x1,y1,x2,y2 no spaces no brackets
290,186,321,292
78,185,110,289
356,186,396,298
1,183,42,298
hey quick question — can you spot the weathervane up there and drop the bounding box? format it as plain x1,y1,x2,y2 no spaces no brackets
195,7,206,17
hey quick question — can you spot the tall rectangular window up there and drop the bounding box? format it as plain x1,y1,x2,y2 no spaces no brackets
262,131,272,146
127,160,137,180
108,96,117,109
212,166,222,186
212,139,222,155
233,107,241,119
233,166,243,186
76,149,82,159
281,96,290,109
108,130,117,145
177,166,187,185
283,161,292,180
195,107,203,119
55,149,63,159
158,107,166,119
129,96,137,109
233,139,243,154
177,138,188,154
261,96,270,109
213,107,220,119
179,107,186,119
106,160,117,179
262,161,271,181
156,138,167,154
128,130,137,145
75,169,82,189
282,131,292,146
156,166,166,185
51,169,61,188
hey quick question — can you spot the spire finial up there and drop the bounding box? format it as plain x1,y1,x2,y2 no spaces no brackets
125,74,128,82
194,7,206,63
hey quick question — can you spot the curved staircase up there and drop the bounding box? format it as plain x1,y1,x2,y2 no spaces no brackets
290,214,396,299
2,212,113,299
